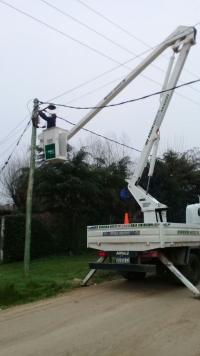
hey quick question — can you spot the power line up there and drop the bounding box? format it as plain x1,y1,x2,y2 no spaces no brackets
0,0,163,105
0,125,29,146
40,78,200,110
64,75,125,105
64,78,200,108
50,67,200,108
0,0,175,104
77,0,200,81
0,120,31,172
0,139,20,158
0,0,147,72
0,114,30,145
1,0,199,106
42,0,145,58
43,0,194,89
0,21,198,153
58,116,141,153
77,0,160,47
1,0,200,164
42,0,200,97
44,21,200,105
50,66,200,109
0,98,33,146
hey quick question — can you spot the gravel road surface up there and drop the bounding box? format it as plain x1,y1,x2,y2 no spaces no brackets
1,274,200,356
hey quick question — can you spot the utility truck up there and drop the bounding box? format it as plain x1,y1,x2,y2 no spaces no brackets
40,26,200,297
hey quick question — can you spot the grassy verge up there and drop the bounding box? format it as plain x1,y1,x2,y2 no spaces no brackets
0,252,118,309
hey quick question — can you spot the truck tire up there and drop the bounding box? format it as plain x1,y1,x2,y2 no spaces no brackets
129,271,146,281
120,271,132,280
120,271,146,281
179,253,200,286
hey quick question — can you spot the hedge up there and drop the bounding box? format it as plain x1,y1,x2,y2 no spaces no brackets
3,214,88,262
3,215,53,262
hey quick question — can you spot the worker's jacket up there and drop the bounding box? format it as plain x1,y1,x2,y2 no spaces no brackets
39,112,56,129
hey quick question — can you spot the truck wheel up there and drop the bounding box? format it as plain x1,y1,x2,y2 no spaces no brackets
120,271,132,280
179,254,200,286
129,271,146,281
156,260,166,275
120,271,146,281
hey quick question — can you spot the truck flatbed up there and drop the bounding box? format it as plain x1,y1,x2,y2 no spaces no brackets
87,223,200,252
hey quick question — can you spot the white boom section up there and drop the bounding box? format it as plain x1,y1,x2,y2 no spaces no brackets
66,26,196,223
160,54,175,103
126,32,196,223
67,26,196,141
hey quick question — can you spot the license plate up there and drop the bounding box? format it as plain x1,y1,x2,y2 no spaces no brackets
116,257,130,263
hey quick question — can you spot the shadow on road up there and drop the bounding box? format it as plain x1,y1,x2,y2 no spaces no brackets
100,272,188,298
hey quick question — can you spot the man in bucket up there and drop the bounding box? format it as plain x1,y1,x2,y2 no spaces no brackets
39,110,57,129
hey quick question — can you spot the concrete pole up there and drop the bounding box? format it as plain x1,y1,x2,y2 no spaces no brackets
24,98,38,276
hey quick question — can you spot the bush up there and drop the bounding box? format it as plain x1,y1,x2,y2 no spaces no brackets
3,215,53,262
3,214,88,262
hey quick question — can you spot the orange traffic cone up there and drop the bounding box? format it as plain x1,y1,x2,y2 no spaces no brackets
124,213,129,224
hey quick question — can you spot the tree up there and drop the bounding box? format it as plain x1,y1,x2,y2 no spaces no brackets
140,150,200,222
5,141,200,226
0,150,30,208
79,132,136,169
7,144,134,226
32,147,131,218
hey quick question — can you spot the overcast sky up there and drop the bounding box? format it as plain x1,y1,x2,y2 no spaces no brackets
1,0,200,169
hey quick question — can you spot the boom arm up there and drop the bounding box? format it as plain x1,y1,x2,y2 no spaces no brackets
66,26,196,223
127,33,196,223
67,26,196,140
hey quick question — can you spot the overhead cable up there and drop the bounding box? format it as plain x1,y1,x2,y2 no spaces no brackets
0,0,145,70
42,0,200,96
77,0,200,81
0,114,30,145
0,120,31,172
40,79,200,110
63,76,200,108
0,125,29,146
0,98,34,146
1,0,200,106
58,116,141,153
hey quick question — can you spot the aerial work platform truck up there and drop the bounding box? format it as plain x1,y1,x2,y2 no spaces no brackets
40,26,200,297
82,26,200,297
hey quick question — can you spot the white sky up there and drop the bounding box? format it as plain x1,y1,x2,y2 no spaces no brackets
1,0,200,168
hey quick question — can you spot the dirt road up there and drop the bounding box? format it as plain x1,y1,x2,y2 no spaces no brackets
1,274,200,356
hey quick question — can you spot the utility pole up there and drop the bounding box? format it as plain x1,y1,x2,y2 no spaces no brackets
24,98,39,277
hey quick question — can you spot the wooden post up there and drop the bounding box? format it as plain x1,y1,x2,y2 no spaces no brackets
24,98,38,276
0,216,5,263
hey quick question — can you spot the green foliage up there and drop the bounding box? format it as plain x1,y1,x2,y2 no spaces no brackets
3,215,53,262
13,146,132,218
4,144,200,260
14,146,132,228
140,150,200,222
3,212,95,262
5,148,200,262
0,253,118,308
